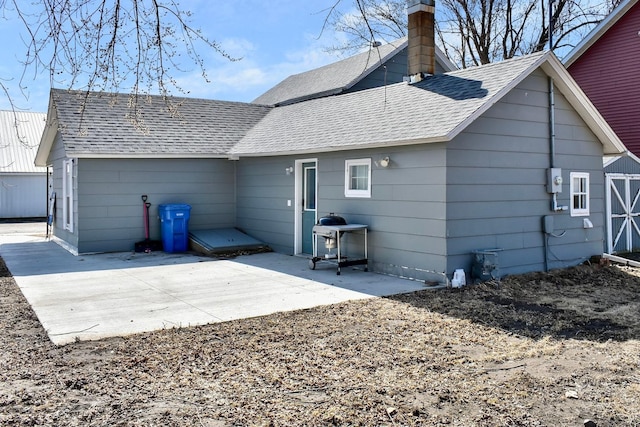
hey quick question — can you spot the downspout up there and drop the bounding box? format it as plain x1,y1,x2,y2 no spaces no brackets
549,77,555,168
549,77,560,213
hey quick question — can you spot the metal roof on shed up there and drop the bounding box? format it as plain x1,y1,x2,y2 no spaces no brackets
0,110,47,174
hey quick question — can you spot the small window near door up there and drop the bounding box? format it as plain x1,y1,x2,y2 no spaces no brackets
570,172,589,216
62,158,75,232
304,164,316,210
345,158,371,198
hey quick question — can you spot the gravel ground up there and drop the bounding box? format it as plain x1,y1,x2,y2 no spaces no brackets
1,256,639,426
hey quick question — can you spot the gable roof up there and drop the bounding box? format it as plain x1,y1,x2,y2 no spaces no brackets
252,38,456,106
563,0,638,66
231,51,626,157
35,90,271,166
36,51,625,165
0,110,47,174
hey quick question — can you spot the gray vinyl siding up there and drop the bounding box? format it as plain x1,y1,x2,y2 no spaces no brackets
236,144,449,281
318,144,445,279
46,134,79,251
549,75,605,266
445,70,605,277
236,157,297,253
317,146,447,281
75,158,235,253
348,48,408,93
348,48,450,94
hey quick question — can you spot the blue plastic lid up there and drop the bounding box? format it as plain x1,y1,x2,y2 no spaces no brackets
158,204,191,210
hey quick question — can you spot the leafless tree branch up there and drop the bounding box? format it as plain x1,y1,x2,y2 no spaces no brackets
328,0,620,68
1,0,236,125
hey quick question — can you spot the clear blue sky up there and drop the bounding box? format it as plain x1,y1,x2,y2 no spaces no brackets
0,1,345,113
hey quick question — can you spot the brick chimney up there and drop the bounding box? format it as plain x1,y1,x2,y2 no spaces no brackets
407,0,436,79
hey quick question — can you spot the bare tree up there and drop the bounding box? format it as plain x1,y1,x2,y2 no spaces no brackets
531,0,623,53
0,0,234,113
324,0,407,53
326,0,623,67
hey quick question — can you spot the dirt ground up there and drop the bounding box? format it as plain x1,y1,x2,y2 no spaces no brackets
1,256,639,426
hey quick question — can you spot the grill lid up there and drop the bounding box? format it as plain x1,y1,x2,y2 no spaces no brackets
317,213,347,226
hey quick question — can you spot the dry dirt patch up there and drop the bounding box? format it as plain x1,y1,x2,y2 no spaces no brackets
1,258,639,426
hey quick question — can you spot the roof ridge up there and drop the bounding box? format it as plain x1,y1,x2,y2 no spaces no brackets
287,36,408,78
447,50,547,75
252,37,409,106
51,88,266,108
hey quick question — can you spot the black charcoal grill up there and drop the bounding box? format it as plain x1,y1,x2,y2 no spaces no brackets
310,214,368,275
312,214,347,250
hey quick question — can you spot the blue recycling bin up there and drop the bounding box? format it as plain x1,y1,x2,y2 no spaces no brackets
158,204,191,253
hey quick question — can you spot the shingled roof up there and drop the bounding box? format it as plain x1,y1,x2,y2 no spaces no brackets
36,90,271,165
232,51,624,157
36,51,625,165
253,38,407,106
253,38,455,107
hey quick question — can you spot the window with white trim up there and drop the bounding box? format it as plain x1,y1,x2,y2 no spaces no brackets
345,158,371,198
570,172,589,216
62,159,74,232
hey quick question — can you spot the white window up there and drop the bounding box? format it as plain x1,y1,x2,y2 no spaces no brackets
62,159,74,232
570,172,589,217
345,158,371,198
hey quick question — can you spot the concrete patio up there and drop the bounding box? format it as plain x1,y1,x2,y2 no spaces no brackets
0,222,429,345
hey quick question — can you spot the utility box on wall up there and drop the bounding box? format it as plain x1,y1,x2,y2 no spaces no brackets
547,168,563,193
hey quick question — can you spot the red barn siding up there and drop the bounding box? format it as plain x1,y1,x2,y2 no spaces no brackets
568,3,640,155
